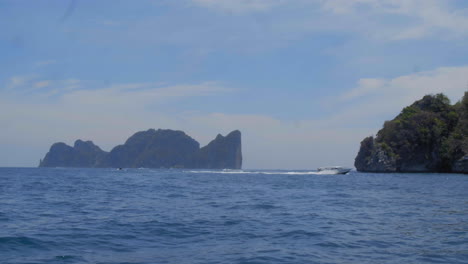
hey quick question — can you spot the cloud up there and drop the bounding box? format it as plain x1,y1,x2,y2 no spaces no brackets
66,0,467,59
340,66,468,103
190,0,288,13
2,75,229,103
189,0,468,40
34,81,51,89
5,75,38,90
328,66,468,130
319,0,468,40
2,76,87,98
0,77,232,148
339,78,386,101
1,65,467,168
59,81,231,108
319,0,379,14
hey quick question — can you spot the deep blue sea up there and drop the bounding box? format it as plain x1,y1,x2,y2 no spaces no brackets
1,168,467,264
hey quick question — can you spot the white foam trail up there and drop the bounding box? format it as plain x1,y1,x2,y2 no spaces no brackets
185,170,323,175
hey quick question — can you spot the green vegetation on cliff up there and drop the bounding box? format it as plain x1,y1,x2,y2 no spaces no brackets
355,92,468,173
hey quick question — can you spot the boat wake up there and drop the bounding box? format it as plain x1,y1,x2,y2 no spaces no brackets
185,170,334,175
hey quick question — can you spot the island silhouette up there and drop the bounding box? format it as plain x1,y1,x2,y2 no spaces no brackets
40,129,242,169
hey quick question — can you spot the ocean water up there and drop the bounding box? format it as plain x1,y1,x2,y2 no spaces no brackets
1,168,467,264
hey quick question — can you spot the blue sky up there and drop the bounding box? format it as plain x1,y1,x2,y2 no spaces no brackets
1,0,468,168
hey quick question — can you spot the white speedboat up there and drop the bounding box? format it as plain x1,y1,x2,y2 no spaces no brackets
317,166,351,174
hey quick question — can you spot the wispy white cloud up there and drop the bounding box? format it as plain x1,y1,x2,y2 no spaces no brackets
330,66,468,129
3,75,229,102
340,66,468,103
69,0,467,59
5,75,38,90
328,0,468,40
190,0,468,40
33,81,51,89
2,75,86,97
59,81,231,107
339,78,386,101
190,0,288,13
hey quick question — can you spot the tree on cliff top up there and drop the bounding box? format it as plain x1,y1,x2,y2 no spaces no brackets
355,92,467,172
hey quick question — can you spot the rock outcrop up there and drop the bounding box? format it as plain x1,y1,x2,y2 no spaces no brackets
40,140,107,167
355,92,467,173
98,129,200,168
195,130,242,169
355,137,397,172
39,129,242,169
452,156,468,173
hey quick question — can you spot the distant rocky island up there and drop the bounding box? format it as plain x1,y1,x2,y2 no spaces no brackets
355,92,467,174
39,129,242,169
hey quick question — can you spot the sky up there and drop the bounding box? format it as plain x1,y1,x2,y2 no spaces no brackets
1,0,468,169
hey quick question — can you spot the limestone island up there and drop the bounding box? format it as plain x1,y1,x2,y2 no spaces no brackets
39,129,242,169
355,92,467,174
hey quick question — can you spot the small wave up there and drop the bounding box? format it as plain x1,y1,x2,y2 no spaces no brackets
235,255,288,264
276,230,323,239
315,241,342,248
166,193,186,198
253,204,280,210
54,255,86,262
223,219,242,226
0,212,9,221
0,236,52,251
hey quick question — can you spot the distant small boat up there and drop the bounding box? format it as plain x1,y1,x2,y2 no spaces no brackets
317,166,351,174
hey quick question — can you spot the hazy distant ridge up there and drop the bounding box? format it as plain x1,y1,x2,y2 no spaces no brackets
39,129,242,169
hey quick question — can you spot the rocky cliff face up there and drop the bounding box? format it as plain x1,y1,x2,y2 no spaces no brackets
355,137,397,172
195,130,242,169
355,93,467,173
39,129,242,169
452,156,468,173
40,140,107,167
98,129,200,168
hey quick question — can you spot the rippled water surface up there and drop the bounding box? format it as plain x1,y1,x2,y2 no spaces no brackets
1,168,467,264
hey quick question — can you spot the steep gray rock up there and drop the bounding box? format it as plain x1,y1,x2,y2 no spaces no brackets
452,155,468,173
40,140,107,167
355,137,397,172
97,129,200,168
39,129,242,169
195,130,242,169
